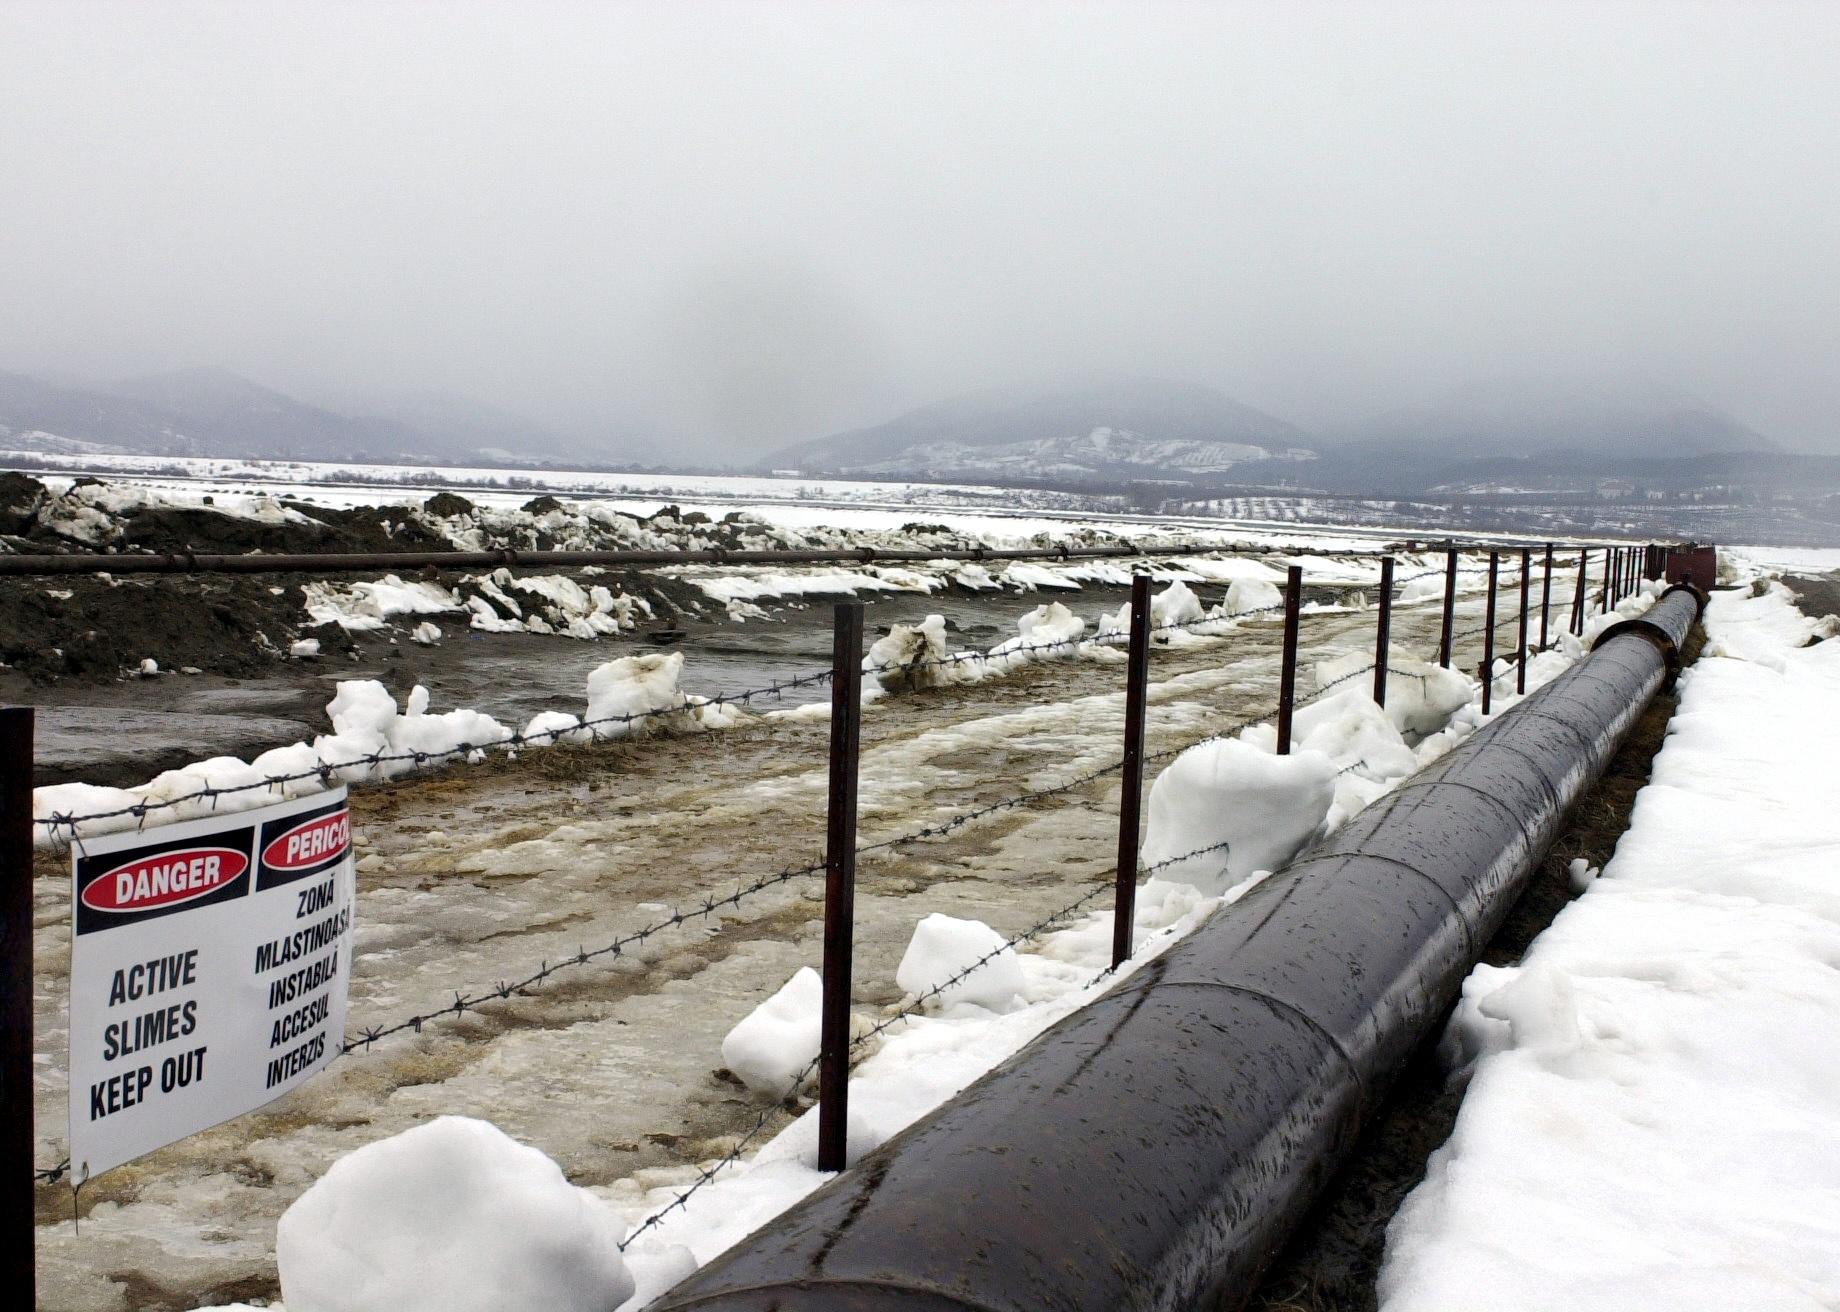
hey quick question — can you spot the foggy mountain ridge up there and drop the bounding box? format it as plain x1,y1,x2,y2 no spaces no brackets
767,374,1784,484
1340,375,1778,458
764,377,1316,480
0,366,598,465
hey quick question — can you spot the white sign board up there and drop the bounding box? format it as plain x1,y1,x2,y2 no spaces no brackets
68,788,356,1179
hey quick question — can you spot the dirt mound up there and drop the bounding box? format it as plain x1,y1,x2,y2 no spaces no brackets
0,571,306,681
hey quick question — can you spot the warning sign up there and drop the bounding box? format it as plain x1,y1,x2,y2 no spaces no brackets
68,789,356,1179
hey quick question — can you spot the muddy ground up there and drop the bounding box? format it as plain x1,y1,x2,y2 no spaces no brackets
0,472,798,682
15,579,1163,787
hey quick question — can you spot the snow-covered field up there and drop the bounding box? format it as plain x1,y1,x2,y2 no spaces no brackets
4,450,1615,551
1378,571,1840,1309
0,450,1035,508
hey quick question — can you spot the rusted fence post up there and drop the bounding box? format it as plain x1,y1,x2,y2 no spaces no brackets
1572,548,1589,634
1516,547,1531,694
1112,576,1151,970
1373,557,1393,707
1539,542,1554,650
818,603,863,1173
1438,546,1458,668
1481,551,1499,714
1276,566,1303,754
1,706,32,1305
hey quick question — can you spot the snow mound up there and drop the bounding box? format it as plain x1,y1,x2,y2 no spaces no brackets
277,1116,633,1312
585,653,687,733
1140,739,1337,895
866,614,975,692
303,574,459,632
987,601,1085,672
522,710,586,746
721,967,824,1097
1097,579,1218,645
1224,577,1282,615
1311,649,1473,739
895,913,1027,1014
327,680,399,739
1397,573,1445,603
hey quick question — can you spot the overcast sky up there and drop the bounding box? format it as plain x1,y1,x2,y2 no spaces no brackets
2,1,1837,460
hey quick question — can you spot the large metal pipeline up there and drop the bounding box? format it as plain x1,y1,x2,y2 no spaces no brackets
647,584,1704,1312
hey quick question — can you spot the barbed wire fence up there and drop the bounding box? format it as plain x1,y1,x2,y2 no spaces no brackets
25,539,1648,1221
29,549,1579,849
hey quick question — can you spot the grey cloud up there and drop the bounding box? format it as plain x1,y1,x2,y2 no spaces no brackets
1,0,1836,460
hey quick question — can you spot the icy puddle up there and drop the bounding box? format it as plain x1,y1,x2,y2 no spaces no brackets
30,597,1474,1311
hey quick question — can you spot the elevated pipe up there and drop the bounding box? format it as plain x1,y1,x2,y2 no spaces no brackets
0,538,1598,578
0,541,1245,576
648,584,1705,1312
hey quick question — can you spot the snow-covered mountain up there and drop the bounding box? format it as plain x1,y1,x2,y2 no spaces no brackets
767,377,1315,480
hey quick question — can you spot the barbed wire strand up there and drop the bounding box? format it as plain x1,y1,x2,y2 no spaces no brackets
34,553,1549,836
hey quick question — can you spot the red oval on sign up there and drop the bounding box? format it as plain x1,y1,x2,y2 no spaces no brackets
82,847,249,914
263,812,351,872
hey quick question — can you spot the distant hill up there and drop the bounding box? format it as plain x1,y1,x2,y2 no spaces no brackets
765,378,1316,481
0,366,604,465
1342,376,1777,460
0,369,194,453
342,390,572,465
105,366,424,460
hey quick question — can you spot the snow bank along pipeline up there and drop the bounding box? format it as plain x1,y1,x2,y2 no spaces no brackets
647,583,1706,1312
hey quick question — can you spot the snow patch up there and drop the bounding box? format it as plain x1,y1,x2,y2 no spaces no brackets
895,914,1027,1015
277,1116,633,1312
721,968,823,1097
1139,739,1337,895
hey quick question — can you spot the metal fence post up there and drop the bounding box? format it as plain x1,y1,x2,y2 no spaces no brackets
1481,551,1499,715
1438,546,1457,668
818,603,863,1173
1276,566,1303,754
1,706,33,1305
1601,548,1614,613
1373,556,1393,707
1112,577,1152,970
1539,542,1554,650
1572,548,1588,635
1516,547,1531,694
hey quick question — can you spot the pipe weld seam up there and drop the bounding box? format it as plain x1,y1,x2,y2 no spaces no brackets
1283,851,1479,958
1384,777,1544,849
1144,979,1369,1106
